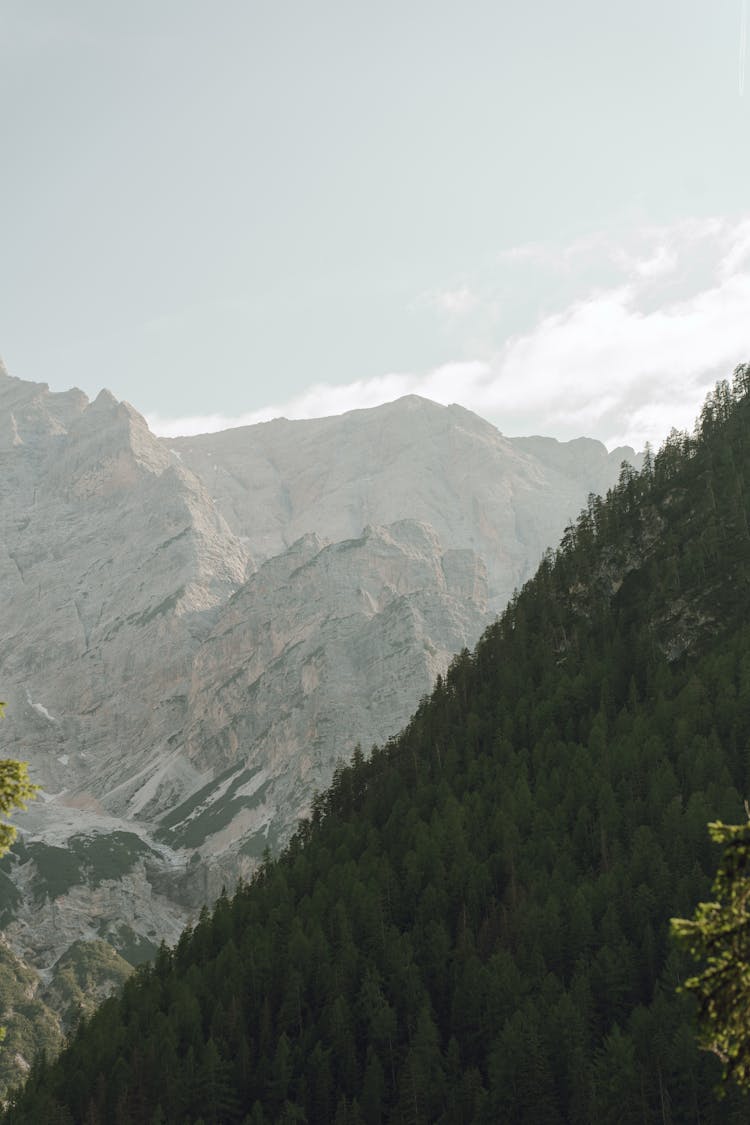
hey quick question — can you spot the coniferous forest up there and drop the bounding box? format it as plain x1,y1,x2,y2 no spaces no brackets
6,367,750,1123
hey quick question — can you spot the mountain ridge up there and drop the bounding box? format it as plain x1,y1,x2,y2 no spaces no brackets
166,391,636,609
0,361,638,1092
5,368,748,1122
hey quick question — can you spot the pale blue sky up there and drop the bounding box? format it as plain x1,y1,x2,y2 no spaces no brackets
2,0,750,447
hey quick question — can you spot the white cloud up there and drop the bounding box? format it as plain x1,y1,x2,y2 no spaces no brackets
717,217,750,280
412,284,479,320
628,245,678,279
430,285,478,316
148,364,487,438
149,216,750,450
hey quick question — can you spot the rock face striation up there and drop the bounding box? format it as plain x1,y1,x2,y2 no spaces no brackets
167,395,631,612
0,362,638,1077
175,521,489,888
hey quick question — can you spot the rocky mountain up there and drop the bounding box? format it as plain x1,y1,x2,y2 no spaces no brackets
0,937,132,1095
8,371,750,1124
175,521,489,879
168,395,633,612
0,361,637,1082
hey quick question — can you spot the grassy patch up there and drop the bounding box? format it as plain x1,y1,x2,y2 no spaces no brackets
157,762,245,832
98,925,159,967
27,843,84,902
0,869,21,926
0,945,61,1096
159,767,271,849
27,832,156,902
71,831,155,886
45,939,133,1028
239,823,282,861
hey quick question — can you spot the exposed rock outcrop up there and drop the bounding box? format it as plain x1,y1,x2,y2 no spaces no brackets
0,364,638,1081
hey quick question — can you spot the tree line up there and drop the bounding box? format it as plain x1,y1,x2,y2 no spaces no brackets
5,368,750,1122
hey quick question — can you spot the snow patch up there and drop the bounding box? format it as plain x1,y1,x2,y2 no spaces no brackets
120,744,210,818
173,763,249,829
25,690,58,724
234,769,269,800
200,804,274,857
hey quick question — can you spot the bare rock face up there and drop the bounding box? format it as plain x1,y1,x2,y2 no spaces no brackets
1,373,250,800
168,396,636,612
158,521,489,874
0,363,638,1087
0,367,250,969
0,935,133,1092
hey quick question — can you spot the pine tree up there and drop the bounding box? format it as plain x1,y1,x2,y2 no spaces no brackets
672,815,750,1092
0,703,38,856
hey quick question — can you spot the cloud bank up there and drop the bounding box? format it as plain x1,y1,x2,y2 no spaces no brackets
149,216,750,450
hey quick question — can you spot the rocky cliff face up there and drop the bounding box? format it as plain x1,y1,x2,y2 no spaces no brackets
0,935,133,1091
168,396,633,612
0,368,251,996
0,363,638,1086
1,374,250,806
167,521,489,883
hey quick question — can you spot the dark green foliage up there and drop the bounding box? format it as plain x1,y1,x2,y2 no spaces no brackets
0,736,38,858
6,368,750,1122
25,843,83,903
98,925,159,968
26,832,156,903
672,817,750,1092
157,765,272,850
0,867,21,926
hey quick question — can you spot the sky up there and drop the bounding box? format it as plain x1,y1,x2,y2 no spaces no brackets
2,0,750,450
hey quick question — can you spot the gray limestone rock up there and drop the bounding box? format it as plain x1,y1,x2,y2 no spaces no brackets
0,363,638,1048
167,521,489,872
168,395,637,612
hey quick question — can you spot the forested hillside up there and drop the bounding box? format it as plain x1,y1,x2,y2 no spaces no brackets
0,371,631,1004
6,368,750,1123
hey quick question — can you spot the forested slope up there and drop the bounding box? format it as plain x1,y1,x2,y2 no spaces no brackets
7,369,750,1123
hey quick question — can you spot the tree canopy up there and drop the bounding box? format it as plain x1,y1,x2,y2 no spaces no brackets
672,815,750,1094
6,369,750,1123
0,701,39,1046
0,702,38,857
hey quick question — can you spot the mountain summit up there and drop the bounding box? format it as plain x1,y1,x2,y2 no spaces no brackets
0,365,636,1087
168,393,633,610
6,369,750,1121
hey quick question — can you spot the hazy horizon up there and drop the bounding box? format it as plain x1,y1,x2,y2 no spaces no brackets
3,1,750,449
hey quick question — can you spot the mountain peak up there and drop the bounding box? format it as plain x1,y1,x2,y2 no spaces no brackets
91,388,119,409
